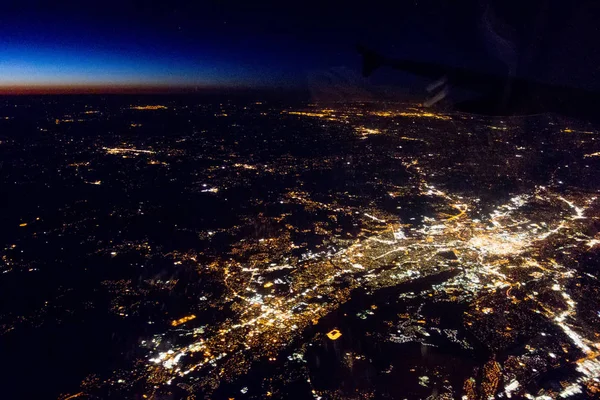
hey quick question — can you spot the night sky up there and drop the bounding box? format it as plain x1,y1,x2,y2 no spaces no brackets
0,1,599,93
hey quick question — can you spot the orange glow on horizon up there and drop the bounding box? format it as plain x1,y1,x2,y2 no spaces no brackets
0,83,236,95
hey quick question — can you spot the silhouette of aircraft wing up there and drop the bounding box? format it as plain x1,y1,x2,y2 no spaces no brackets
358,44,599,121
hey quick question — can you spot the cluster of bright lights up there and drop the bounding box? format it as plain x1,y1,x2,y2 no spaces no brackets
75,106,600,399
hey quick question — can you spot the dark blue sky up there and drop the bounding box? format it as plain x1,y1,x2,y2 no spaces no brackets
0,1,598,92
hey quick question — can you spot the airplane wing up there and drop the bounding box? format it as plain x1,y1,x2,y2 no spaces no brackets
357,44,506,93
357,44,600,120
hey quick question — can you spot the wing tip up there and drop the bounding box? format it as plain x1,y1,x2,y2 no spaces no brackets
357,44,383,77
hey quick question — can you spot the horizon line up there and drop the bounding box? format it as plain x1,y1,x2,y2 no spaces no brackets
0,83,301,95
